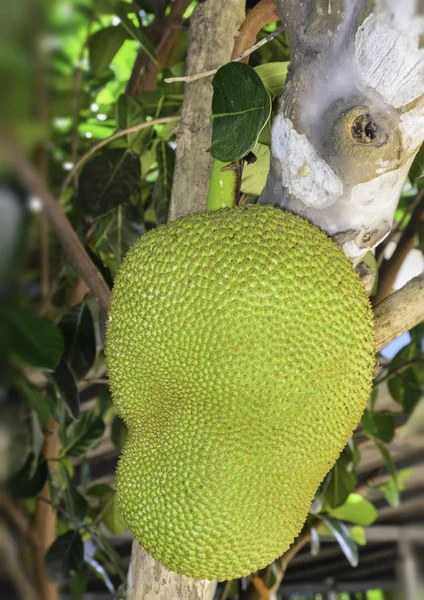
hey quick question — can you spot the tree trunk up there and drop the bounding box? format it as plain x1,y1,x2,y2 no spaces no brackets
260,0,424,261
129,0,245,598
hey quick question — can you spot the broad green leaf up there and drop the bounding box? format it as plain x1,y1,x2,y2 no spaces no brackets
329,493,377,526
324,446,358,508
210,62,271,162
350,525,367,546
51,360,80,420
102,495,127,535
7,454,48,499
59,302,96,380
94,201,145,266
111,415,128,451
0,304,63,371
240,142,270,197
362,409,395,443
45,531,84,584
63,412,105,457
78,149,141,219
254,61,289,98
387,343,423,413
322,516,358,567
152,141,175,224
88,26,128,76
69,567,89,600
409,143,424,187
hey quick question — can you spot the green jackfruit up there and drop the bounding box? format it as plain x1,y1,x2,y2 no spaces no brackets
105,205,374,581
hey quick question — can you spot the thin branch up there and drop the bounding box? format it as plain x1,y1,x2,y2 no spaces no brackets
231,0,279,61
374,272,424,352
164,26,285,84
374,357,424,385
1,132,112,314
58,116,180,201
373,189,424,305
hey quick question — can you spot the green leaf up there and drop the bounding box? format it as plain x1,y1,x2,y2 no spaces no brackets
152,141,175,224
387,343,423,413
7,454,48,499
0,304,63,371
87,483,126,535
240,142,270,197
64,472,89,527
51,360,80,420
115,6,157,63
116,94,149,153
374,439,399,506
362,409,395,443
111,415,128,451
329,493,377,526
59,302,96,380
102,494,127,535
78,149,141,219
69,566,89,600
210,62,271,162
63,412,105,457
324,446,358,508
350,525,367,546
254,61,289,97
45,531,84,584
322,516,359,567
94,201,145,266
88,26,128,76
409,142,424,187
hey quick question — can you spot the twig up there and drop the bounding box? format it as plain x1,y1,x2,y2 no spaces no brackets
164,26,285,84
1,131,112,314
374,357,424,385
58,116,180,200
231,0,279,61
373,189,424,305
127,0,191,95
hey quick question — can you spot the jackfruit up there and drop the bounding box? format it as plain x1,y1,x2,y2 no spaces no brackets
105,205,374,581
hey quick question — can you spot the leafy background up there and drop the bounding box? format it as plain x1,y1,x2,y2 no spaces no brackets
0,1,423,599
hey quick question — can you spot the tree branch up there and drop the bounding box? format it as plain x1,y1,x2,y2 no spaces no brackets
126,0,192,95
231,0,279,62
1,133,111,314
374,272,424,351
373,189,424,305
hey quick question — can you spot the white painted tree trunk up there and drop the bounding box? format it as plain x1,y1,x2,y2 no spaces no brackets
261,0,424,260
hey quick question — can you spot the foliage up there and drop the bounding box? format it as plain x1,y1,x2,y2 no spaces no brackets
0,1,423,598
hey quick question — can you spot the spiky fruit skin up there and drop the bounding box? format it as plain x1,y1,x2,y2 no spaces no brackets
106,205,374,581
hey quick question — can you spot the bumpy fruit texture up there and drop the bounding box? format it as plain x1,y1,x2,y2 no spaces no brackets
106,205,374,581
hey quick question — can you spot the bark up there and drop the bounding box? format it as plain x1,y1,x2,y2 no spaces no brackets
260,0,424,261
130,1,245,598
168,0,245,221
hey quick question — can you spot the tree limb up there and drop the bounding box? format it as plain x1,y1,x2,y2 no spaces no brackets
373,189,424,305
1,133,111,314
374,272,424,351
